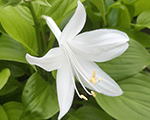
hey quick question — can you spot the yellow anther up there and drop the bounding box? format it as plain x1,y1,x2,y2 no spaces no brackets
92,78,96,84
92,70,95,78
91,91,96,97
80,95,88,101
143,65,146,69
98,78,102,81
89,78,92,82
89,70,102,85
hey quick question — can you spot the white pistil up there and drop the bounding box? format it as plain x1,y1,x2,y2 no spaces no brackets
80,95,88,100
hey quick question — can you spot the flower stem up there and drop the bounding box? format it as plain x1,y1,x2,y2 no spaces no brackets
28,2,42,55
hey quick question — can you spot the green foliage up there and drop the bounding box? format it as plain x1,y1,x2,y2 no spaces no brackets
2,102,23,120
133,0,150,16
0,6,38,56
41,0,86,24
68,106,113,120
0,68,10,90
108,1,131,28
95,73,150,120
0,77,19,96
133,10,150,30
22,73,59,119
0,32,27,63
0,0,21,9
88,0,106,25
32,0,51,6
0,105,8,120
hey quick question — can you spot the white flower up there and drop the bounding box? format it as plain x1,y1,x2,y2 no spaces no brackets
26,1,129,120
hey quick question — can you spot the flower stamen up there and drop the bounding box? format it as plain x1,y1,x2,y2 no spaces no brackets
98,78,102,81
80,95,88,100
91,91,96,97
89,70,102,85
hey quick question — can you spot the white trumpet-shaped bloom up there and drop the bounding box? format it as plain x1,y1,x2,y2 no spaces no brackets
26,1,129,120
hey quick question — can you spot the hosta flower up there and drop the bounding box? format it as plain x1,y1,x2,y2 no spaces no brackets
26,1,129,120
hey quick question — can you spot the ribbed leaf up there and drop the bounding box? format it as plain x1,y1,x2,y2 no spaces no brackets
95,73,150,120
0,33,27,63
0,68,10,90
68,106,113,120
22,73,59,119
2,102,23,120
0,6,38,55
0,105,8,120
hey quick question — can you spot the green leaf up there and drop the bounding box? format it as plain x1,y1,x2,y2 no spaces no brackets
108,2,131,28
0,83,18,96
120,0,135,20
2,102,23,120
0,61,27,77
97,39,150,80
86,7,101,29
95,73,150,120
68,106,113,120
0,6,38,56
22,73,59,119
0,0,21,9
104,0,114,10
0,105,8,120
33,0,51,6
15,5,34,26
134,10,150,30
0,68,10,90
42,0,86,24
88,0,106,25
134,0,150,16
0,74,24,96
0,33,27,63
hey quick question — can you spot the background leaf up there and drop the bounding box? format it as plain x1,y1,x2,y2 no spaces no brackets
0,33,27,63
134,10,150,30
108,2,131,28
95,73,150,120
68,106,113,120
41,0,86,24
88,0,106,25
14,5,34,26
22,73,59,119
0,68,10,90
134,0,150,16
0,6,38,55
0,105,8,120
2,102,23,120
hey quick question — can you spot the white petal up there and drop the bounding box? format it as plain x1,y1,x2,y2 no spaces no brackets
26,47,62,71
68,29,129,62
60,1,86,43
57,58,74,120
75,56,123,96
43,16,61,41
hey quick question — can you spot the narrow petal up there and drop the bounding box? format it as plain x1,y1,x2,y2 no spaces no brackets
60,1,86,43
26,47,62,71
43,16,61,41
68,29,129,62
74,56,123,96
57,58,74,120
